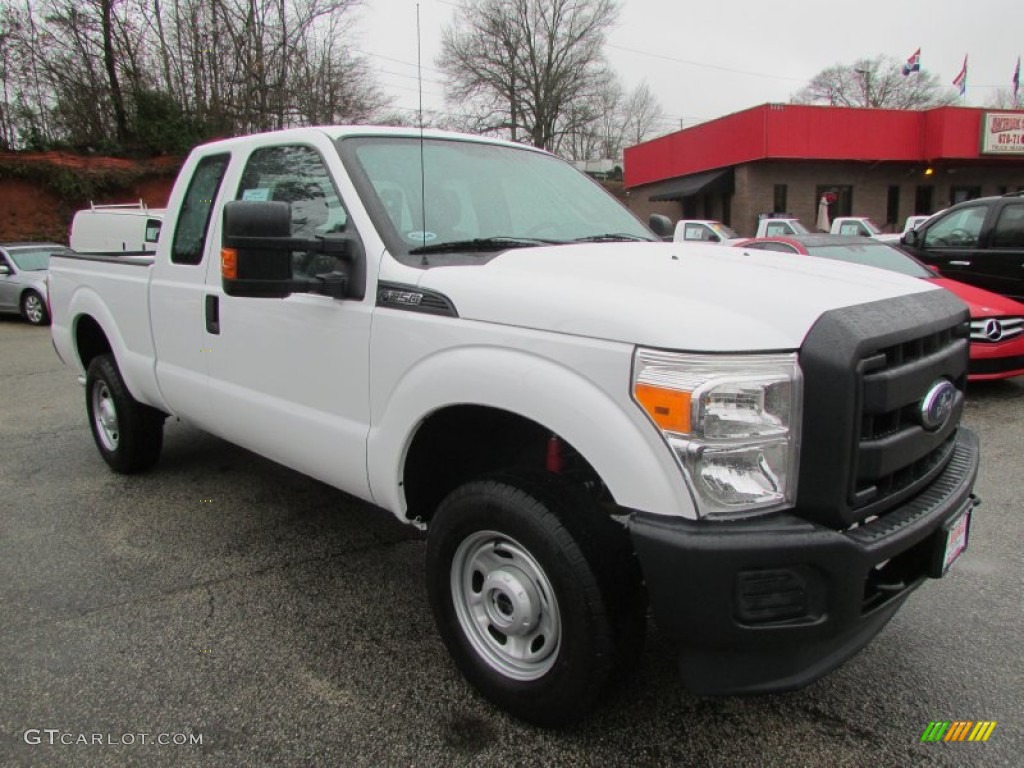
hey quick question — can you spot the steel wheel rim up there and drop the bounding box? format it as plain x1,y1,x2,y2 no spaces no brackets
24,295,43,323
451,530,561,681
91,381,119,451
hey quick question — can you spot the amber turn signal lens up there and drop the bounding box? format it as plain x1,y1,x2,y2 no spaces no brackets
634,383,691,433
221,247,237,279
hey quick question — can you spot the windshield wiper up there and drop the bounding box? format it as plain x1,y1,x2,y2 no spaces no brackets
408,236,560,255
572,233,652,243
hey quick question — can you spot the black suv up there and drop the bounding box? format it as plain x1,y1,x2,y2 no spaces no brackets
902,191,1024,302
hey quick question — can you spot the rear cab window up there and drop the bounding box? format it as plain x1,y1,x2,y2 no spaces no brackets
171,153,231,265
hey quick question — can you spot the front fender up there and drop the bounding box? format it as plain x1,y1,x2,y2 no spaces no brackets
366,345,695,521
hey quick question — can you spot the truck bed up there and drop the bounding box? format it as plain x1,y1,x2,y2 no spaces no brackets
48,250,165,412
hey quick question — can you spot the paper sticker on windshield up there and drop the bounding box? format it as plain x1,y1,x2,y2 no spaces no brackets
406,231,437,243
242,188,271,201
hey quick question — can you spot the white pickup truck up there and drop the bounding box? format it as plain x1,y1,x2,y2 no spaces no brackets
49,126,980,726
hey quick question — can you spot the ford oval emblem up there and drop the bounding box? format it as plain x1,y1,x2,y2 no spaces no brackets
920,379,956,431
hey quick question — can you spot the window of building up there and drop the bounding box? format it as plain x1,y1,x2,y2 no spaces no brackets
721,195,731,226
950,186,982,205
773,184,787,214
914,185,934,215
886,186,900,228
816,185,852,217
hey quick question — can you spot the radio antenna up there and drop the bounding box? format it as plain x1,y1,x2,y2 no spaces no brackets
417,3,427,258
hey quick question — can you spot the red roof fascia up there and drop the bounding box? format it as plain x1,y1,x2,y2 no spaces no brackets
625,103,1012,189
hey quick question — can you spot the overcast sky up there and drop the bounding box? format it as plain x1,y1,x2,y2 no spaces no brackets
356,0,1022,134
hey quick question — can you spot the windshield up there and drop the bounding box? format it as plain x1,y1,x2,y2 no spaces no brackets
806,243,934,278
709,222,740,239
338,136,654,265
9,247,63,271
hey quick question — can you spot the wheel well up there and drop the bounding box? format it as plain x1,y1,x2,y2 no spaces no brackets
402,405,608,523
74,315,112,371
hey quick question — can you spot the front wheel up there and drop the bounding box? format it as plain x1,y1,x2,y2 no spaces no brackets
426,472,645,726
85,354,165,473
21,291,49,326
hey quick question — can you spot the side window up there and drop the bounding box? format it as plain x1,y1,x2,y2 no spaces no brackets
991,203,1024,248
923,205,987,248
236,145,348,277
683,223,705,241
145,218,162,243
171,153,230,265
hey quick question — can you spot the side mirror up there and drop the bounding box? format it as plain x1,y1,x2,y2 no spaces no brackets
902,229,920,248
222,201,294,298
221,200,365,300
708,233,721,243
0,264,10,276
648,213,673,239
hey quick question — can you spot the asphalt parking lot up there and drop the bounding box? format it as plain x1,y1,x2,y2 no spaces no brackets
1,316,1022,767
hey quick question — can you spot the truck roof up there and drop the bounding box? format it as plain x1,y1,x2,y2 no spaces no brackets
195,126,551,155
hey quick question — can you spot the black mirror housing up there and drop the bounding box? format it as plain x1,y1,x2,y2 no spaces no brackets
902,229,920,248
648,213,673,239
222,201,294,298
221,200,366,301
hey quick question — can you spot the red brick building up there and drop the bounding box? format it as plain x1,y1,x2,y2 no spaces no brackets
624,103,1024,237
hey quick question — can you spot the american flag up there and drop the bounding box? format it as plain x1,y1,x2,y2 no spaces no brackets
902,48,921,76
952,55,968,97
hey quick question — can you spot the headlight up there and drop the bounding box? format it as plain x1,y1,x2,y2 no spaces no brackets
632,349,802,518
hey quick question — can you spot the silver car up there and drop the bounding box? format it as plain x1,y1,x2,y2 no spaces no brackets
0,242,69,326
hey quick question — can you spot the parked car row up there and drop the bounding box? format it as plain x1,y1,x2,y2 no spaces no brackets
735,234,1024,381
0,242,70,325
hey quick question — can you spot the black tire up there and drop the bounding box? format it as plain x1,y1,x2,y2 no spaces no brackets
21,290,49,326
85,354,165,474
426,471,646,726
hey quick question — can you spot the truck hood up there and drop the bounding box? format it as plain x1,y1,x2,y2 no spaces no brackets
417,242,938,351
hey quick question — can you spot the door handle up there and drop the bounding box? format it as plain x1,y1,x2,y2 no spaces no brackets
948,260,971,266
205,295,220,334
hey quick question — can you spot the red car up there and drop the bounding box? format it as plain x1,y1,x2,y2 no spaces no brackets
735,235,1024,381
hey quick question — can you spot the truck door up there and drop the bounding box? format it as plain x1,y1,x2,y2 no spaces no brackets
203,142,374,500
150,152,231,424
981,200,1024,301
910,203,990,289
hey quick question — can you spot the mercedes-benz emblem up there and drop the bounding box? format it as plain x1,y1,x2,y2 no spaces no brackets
984,318,1004,341
920,379,956,431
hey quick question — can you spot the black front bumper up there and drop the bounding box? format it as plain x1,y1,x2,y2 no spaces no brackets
628,427,980,696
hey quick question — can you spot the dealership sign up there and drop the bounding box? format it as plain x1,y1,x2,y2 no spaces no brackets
981,112,1024,155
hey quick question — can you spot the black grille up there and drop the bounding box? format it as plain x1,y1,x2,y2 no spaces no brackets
852,329,967,515
797,290,970,529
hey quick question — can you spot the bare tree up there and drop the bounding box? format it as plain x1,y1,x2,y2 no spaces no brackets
792,55,957,109
986,88,1022,110
438,0,619,151
0,0,388,151
621,81,662,147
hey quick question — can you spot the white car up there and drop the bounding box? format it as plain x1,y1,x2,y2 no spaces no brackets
0,242,68,325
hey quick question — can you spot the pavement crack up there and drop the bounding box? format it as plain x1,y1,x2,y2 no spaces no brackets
0,535,420,640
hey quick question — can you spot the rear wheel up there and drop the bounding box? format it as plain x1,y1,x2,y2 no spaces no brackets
85,354,164,473
425,471,645,726
21,291,49,326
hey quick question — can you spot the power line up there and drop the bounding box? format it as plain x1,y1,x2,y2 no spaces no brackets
605,43,807,83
